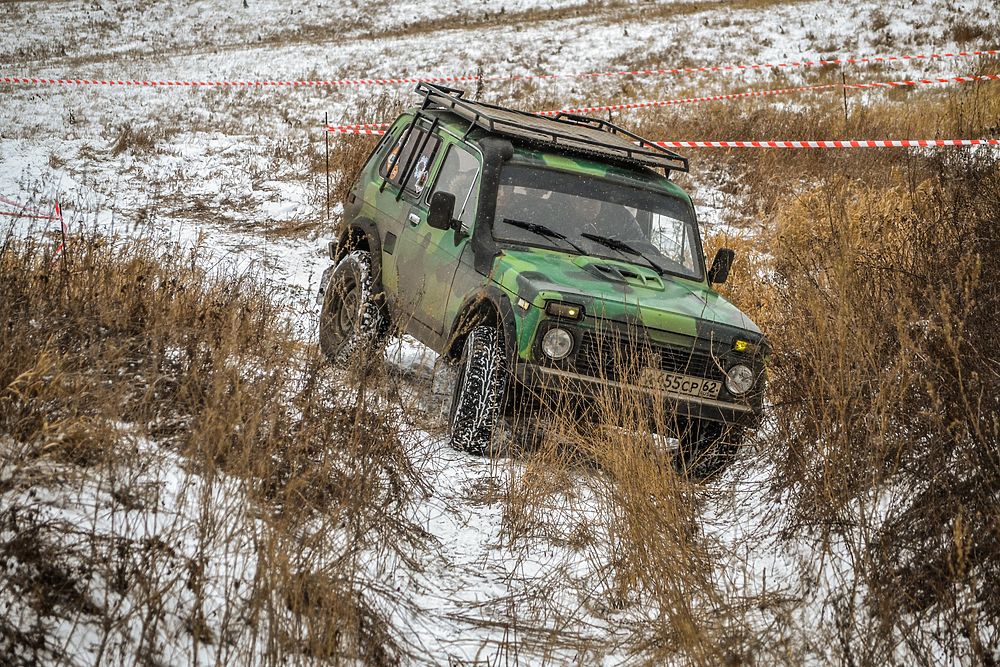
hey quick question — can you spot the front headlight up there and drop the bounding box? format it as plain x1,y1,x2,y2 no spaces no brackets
541,327,574,360
725,364,755,395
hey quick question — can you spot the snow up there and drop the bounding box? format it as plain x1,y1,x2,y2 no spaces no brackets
1,0,996,664
0,434,266,665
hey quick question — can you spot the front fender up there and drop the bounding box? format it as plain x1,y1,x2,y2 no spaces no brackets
447,285,519,366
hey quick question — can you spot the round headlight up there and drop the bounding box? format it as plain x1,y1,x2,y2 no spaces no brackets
541,327,574,360
725,364,755,395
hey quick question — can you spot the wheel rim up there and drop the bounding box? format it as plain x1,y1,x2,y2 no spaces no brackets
333,276,360,339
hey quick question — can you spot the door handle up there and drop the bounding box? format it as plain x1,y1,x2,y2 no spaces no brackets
407,213,420,226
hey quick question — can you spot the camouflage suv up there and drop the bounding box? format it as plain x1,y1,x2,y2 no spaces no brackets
319,83,766,476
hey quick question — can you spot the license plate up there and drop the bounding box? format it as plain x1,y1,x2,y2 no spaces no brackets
638,367,722,399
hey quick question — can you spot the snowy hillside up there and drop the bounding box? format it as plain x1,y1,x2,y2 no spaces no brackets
2,0,998,665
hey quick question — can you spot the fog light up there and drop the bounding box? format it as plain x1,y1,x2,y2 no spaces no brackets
541,327,574,360
725,364,755,395
545,301,583,320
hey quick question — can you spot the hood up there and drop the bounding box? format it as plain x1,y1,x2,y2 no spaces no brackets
492,248,763,340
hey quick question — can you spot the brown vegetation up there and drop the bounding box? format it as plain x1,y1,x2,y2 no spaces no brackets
0,225,421,665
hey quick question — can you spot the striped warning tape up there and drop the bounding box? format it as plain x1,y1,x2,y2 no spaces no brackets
322,124,998,147
0,194,57,219
327,126,1000,148
325,73,1000,134
2,49,997,89
654,139,1000,148
0,210,60,220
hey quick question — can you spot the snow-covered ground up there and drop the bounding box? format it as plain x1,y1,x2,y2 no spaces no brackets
2,0,997,664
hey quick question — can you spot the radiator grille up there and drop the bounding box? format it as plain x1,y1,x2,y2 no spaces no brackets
575,330,725,382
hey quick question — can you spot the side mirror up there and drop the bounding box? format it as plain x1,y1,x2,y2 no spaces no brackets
427,191,456,231
708,248,735,285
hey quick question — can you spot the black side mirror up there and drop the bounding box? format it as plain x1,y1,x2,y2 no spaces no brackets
428,191,456,231
708,248,735,285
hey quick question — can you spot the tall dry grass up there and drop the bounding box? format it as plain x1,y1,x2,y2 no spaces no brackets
0,221,423,665
755,151,1000,663
3,68,998,666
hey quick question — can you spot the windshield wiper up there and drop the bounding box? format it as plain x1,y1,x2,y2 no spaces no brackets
580,232,666,276
502,218,587,254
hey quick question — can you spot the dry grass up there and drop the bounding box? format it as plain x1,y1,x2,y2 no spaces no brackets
755,153,1000,663
686,76,998,663
0,222,423,665
109,121,176,156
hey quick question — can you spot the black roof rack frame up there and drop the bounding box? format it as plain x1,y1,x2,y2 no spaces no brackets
414,82,689,175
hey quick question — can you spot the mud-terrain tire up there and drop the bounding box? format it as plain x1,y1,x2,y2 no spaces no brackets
448,326,507,454
318,250,386,367
675,421,740,481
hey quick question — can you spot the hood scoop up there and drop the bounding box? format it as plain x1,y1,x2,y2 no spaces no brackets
581,259,664,290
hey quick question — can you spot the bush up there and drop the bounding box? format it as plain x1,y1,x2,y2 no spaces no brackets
761,153,1000,662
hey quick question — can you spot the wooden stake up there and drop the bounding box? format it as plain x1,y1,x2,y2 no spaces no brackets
324,111,331,222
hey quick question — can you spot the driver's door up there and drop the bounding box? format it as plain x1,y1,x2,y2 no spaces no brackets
395,142,482,338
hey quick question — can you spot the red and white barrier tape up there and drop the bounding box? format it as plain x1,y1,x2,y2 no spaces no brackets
654,139,1000,148
322,125,998,146
0,210,59,220
3,49,997,89
0,194,57,219
325,73,1000,134
327,126,388,135
844,73,1000,89
556,73,1000,115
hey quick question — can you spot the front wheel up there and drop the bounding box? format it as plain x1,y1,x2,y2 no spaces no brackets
318,250,386,367
448,326,507,454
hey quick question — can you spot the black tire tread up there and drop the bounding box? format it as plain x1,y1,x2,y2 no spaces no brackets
449,326,506,454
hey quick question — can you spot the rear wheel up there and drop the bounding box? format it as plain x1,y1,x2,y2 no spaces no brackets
448,326,507,454
675,421,742,481
318,250,386,367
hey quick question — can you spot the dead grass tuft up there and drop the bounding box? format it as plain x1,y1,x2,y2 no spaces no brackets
756,152,1000,661
110,122,172,156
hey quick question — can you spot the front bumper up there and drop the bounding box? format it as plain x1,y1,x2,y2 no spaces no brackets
513,361,759,426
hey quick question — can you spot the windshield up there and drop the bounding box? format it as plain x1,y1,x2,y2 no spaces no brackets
492,165,704,280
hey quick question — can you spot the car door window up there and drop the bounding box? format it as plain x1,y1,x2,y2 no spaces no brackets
379,131,410,183
379,125,440,192
403,134,441,197
429,144,480,228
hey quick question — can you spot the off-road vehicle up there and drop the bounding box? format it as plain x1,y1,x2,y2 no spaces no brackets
319,83,767,476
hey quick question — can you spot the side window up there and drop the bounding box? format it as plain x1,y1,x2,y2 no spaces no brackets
403,133,440,196
378,131,409,181
364,130,395,173
429,144,481,227
378,125,440,193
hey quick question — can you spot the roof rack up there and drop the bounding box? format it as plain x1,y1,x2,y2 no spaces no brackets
414,82,689,175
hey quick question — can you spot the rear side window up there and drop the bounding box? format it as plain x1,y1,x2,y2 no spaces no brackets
429,144,480,227
379,125,440,194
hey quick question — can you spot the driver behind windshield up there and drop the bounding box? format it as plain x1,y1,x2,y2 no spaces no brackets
492,164,704,281
496,186,637,238
569,197,641,240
